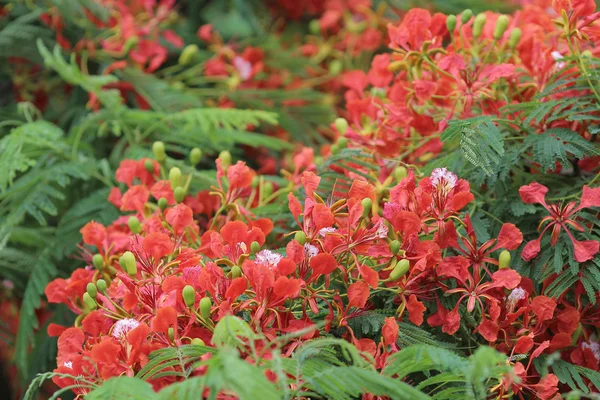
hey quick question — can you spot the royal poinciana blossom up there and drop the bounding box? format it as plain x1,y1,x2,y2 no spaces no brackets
43,154,599,398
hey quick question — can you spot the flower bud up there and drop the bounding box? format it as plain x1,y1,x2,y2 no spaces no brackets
328,60,343,75
231,265,242,279
389,259,410,281
473,14,486,38
309,19,320,34
494,15,509,40
446,15,457,32
361,198,372,218
337,137,348,149
565,392,581,400
191,338,205,346
96,279,107,293
174,187,186,203
250,241,260,255
83,292,97,311
152,141,166,162
461,9,472,25
92,254,104,270
120,251,137,277
128,216,142,234
144,159,155,174
169,167,182,189
86,282,98,299
394,166,408,181
294,231,307,245
182,285,195,308
219,150,232,168
390,240,401,255
168,327,174,342
190,148,202,165
330,143,340,155
508,28,522,48
199,297,212,319
261,181,274,198
179,44,200,66
498,250,511,269
158,197,168,211
334,117,348,135
251,176,259,188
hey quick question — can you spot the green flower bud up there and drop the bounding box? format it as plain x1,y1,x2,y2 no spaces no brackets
144,159,155,174
86,282,98,299
92,254,104,270
473,14,487,38
182,285,195,308
389,259,410,281
83,292,97,311
199,297,212,319
174,187,186,203
168,327,175,342
294,231,307,245
231,265,242,279
394,166,408,181
219,150,232,168
461,9,473,25
565,392,581,400
190,148,202,165
250,241,261,255
334,117,349,135
361,198,372,218
128,216,142,234
330,143,340,155
309,19,321,35
446,15,457,32
191,338,205,346
390,240,401,255
96,279,107,294
328,59,343,75
179,44,200,66
169,167,182,189
120,251,137,277
494,15,509,40
152,141,166,162
337,137,348,149
498,250,511,269
262,181,274,198
508,28,522,49
158,197,168,211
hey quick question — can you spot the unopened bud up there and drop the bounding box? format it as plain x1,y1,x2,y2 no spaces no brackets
83,292,97,311
494,15,509,40
361,198,372,218
294,231,307,245
250,241,260,255
389,259,410,281
169,167,182,189
337,137,348,149
251,176,259,188
128,216,142,234
191,338,205,346
446,15,457,32
231,265,242,279
461,9,473,25
190,148,202,165
174,187,186,203
86,282,98,299
330,143,340,155
473,14,486,38
199,297,212,319
144,159,155,174
390,240,401,255
152,141,166,162
92,254,104,270
168,327,175,341
182,285,195,308
96,279,107,293
219,150,231,168
120,251,137,277
261,181,274,198
334,117,348,135
158,197,168,211
394,166,408,181
328,60,343,75
309,19,321,35
179,44,200,66
508,28,522,48
498,250,511,269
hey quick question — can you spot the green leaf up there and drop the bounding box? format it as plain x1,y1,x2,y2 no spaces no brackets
525,128,600,172
86,377,156,399
212,316,257,348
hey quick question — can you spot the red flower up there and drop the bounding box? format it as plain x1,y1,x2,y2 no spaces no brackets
121,185,149,212
142,232,174,260
165,204,194,234
310,253,338,276
80,221,106,250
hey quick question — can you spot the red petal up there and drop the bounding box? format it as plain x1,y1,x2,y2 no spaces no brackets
151,306,177,334
382,317,399,346
531,296,557,323
310,253,338,276
518,182,548,205
476,319,499,342
572,238,599,262
514,335,534,354
165,204,194,234
348,281,370,308
406,295,426,326
358,263,379,288
142,232,174,260
91,338,121,363
80,221,106,249
579,185,600,209
225,277,247,300
491,269,521,290
521,239,541,261
273,276,302,299
495,223,523,250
